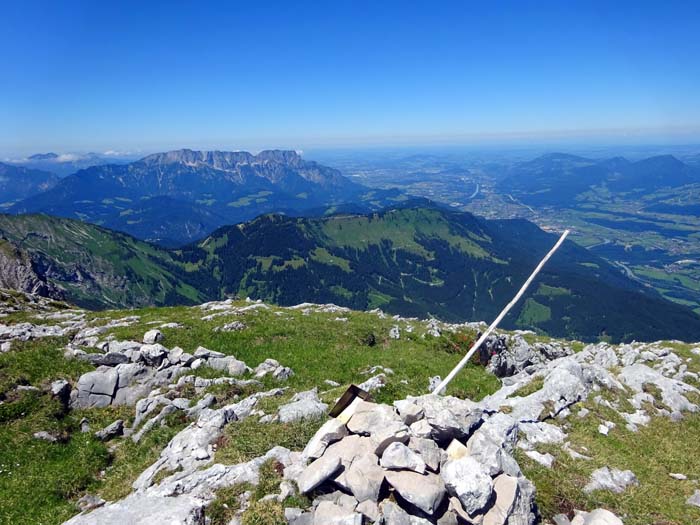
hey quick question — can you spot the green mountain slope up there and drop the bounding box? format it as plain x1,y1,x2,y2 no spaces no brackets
180,205,700,342
2,205,700,342
0,214,204,309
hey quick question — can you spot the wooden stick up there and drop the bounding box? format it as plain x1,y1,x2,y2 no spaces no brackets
431,229,570,395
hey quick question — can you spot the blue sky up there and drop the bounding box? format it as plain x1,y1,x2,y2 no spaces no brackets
1,0,699,155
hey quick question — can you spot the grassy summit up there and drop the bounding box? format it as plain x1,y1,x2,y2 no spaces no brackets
0,295,699,524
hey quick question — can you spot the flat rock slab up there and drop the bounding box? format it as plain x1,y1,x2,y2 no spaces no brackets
385,470,446,516
584,467,639,494
298,455,342,494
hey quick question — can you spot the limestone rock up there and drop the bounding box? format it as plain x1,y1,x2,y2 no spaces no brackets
381,442,426,474
385,470,446,516
298,455,342,494
142,329,163,344
687,489,700,508
303,418,348,460
278,389,328,423
344,453,385,503
441,456,493,516
584,467,639,494
95,419,124,441
312,501,362,525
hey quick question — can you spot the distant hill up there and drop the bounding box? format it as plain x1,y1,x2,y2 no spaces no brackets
10,149,402,245
499,153,700,206
0,163,58,205
7,152,130,177
2,205,700,343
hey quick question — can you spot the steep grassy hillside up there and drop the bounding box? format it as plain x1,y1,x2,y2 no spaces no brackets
181,206,700,343
3,205,700,342
0,214,204,309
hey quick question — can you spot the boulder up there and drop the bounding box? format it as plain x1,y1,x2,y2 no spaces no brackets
408,437,441,472
380,442,426,474
385,470,446,516
441,456,493,516
303,418,348,460
313,501,362,525
584,467,639,494
482,474,519,525
278,390,328,423
142,329,163,344
74,368,119,408
343,453,385,502
95,419,125,441
298,455,343,494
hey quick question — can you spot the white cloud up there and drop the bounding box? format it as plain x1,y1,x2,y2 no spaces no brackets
56,153,81,163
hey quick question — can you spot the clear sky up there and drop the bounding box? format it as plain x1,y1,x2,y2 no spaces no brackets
2,0,699,155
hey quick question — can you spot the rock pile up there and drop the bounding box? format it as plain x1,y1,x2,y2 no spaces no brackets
66,329,260,409
287,395,537,524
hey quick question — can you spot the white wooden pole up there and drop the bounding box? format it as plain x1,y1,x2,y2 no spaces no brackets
431,229,570,395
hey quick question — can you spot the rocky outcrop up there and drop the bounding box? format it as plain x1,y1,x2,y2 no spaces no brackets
0,242,63,299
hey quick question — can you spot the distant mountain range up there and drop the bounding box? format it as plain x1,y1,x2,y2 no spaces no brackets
9,149,403,245
0,163,59,205
2,203,700,343
499,153,700,206
6,151,131,177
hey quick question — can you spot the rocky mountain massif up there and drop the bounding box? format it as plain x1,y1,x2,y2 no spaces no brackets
9,149,402,245
2,205,700,342
0,162,59,205
1,292,699,524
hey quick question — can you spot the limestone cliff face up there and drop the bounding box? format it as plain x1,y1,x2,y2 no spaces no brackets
0,239,63,299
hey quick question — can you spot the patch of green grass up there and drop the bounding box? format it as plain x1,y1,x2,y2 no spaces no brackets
513,375,545,398
516,298,552,327
521,405,700,525
0,337,92,396
0,389,111,524
215,417,323,465
207,459,286,525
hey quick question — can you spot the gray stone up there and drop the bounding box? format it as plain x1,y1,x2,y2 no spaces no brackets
379,500,432,525
580,508,624,525
381,442,426,473
193,346,225,359
142,329,163,344
524,450,554,469
409,394,482,443
33,430,59,442
584,466,639,494
441,456,493,516
140,344,168,367
385,470,446,516
687,489,700,508
356,499,380,522
408,437,441,472
298,454,343,493
344,453,385,502
278,389,328,423
95,419,124,441
482,474,519,525
75,367,119,408
465,412,519,476
77,494,106,512
394,399,425,425
358,373,387,392
313,501,362,525
302,418,348,460
50,379,71,405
